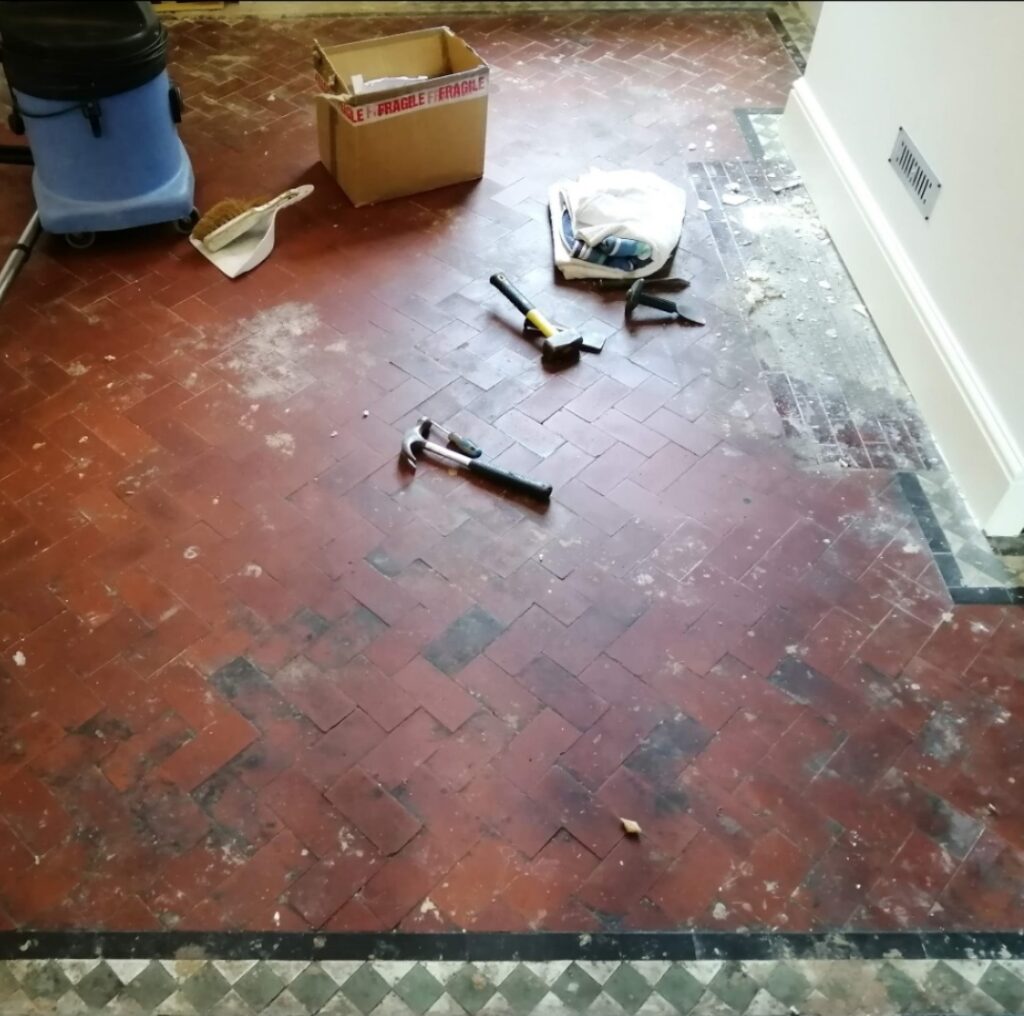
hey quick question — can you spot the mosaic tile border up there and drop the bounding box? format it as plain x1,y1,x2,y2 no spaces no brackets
898,474,1024,606
4,948,1024,1015
734,108,786,163
764,9,808,73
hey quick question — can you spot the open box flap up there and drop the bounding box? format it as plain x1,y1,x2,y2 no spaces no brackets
314,26,486,106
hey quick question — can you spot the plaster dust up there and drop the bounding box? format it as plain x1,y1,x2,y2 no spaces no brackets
265,432,297,457
727,185,925,432
218,302,322,400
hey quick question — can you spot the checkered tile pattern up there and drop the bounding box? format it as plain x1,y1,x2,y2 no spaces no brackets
739,111,788,163
916,473,1024,590
4,955,1024,1014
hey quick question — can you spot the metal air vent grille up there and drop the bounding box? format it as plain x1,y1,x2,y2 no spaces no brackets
889,127,940,219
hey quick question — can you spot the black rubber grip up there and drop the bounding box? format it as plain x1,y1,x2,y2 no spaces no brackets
490,273,534,317
468,459,552,501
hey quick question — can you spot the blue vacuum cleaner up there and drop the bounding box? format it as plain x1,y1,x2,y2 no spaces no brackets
0,1,195,248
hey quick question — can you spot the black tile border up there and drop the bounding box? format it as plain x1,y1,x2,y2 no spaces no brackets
3,930,1024,962
897,472,1024,605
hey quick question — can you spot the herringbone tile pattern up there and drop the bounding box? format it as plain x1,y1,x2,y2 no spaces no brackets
0,9,1021,937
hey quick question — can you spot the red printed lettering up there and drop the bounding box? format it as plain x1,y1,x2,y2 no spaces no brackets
339,72,488,125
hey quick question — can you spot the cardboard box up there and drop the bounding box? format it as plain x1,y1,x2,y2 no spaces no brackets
314,26,489,207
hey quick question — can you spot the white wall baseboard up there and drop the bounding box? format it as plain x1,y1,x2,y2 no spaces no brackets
781,79,1024,536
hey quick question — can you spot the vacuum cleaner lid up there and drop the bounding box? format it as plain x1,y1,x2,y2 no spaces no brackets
0,1,168,100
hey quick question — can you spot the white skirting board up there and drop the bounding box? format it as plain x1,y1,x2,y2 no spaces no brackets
781,79,1024,537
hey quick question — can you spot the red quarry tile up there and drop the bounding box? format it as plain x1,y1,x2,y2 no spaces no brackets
917,607,1001,675
273,655,355,732
544,606,628,677
462,768,561,858
496,709,581,791
325,897,390,932
452,659,540,729
824,718,911,791
300,709,388,790
483,603,563,675
150,660,234,732
359,709,449,790
392,657,479,731
577,835,671,914
189,830,312,930
426,711,511,790
431,836,526,927
134,779,210,853
0,770,73,855
360,847,445,927
330,655,417,732
532,765,623,859
857,608,933,677
23,659,102,731
760,711,846,788
286,841,383,928
259,769,350,859
597,767,700,856
501,831,600,926
716,829,812,926
157,710,258,792
100,710,192,792
735,771,838,857
326,768,422,855
516,655,608,729
649,831,740,924
794,834,891,926
561,705,660,790
867,829,958,926
805,769,913,857
0,840,91,925
696,712,774,792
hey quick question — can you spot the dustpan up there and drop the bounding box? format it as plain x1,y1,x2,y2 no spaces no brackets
190,184,314,278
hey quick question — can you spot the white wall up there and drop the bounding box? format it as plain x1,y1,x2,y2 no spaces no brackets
782,1,1024,534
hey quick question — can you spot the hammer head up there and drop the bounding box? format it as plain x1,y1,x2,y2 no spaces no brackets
401,419,429,470
523,320,584,361
625,280,646,316
542,327,584,361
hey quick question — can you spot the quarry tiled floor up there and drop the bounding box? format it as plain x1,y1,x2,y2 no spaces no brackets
1,5,1023,946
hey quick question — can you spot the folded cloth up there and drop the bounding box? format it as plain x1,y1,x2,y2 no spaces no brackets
550,168,686,280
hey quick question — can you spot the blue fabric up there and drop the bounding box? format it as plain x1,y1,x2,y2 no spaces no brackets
559,204,652,273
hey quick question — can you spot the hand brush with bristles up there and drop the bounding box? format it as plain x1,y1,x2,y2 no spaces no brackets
191,196,266,243
191,189,311,252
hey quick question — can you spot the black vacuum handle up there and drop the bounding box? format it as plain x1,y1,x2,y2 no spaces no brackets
490,273,534,316
468,459,552,501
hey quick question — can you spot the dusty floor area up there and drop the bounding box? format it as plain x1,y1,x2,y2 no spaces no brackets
0,6,1023,945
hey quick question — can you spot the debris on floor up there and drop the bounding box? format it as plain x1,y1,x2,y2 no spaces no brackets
2,3,1022,951
771,177,803,193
